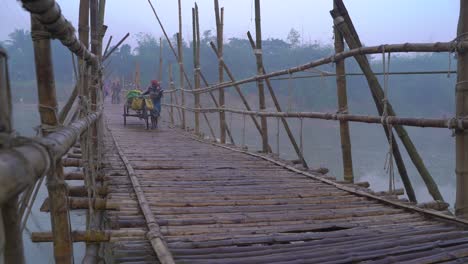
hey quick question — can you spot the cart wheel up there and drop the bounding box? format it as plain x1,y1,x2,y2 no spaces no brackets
123,104,127,126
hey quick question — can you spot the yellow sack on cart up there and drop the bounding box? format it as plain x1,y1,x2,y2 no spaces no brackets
131,97,143,110
145,98,154,110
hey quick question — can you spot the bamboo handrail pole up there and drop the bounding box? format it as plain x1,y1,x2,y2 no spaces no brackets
199,72,236,144
169,64,175,126
332,3,433,202
103,35,113,58
333,1,354,183
455,0,468,218
246,31,308,168
254,0,269,153
31,16,74,263
189,41,466,95
209,42,272,152
164,104,468,129
102,33,130,61
19,0,98,65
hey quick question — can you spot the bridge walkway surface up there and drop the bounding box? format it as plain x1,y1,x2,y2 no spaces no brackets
102,104,468,264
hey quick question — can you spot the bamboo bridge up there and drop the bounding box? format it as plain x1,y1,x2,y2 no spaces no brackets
2,0,468,263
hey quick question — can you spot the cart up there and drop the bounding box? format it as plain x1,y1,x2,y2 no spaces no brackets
123,90,158,129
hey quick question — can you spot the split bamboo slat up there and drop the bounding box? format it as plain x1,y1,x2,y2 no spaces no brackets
101,104,468,263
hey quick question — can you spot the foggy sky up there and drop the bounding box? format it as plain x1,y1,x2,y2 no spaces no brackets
0,0,459,47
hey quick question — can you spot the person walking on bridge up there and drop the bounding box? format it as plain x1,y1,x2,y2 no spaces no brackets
142,80,164,117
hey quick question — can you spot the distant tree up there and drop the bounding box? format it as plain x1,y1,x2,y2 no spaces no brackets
201,30,216,44
287,28,301,48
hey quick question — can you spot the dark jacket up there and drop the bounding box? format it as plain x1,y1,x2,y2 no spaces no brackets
142,85,163,100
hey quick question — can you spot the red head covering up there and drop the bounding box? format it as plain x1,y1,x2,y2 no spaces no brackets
151,80,160,86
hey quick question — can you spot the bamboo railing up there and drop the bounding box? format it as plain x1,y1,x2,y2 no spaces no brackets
161,0,468,214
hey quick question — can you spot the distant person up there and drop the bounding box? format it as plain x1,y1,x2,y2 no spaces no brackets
142,80,163,116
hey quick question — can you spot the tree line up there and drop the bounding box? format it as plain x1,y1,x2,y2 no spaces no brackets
1,28,456,117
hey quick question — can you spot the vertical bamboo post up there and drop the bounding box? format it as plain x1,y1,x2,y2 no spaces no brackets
456,0,468,218
192,6,200,135
159,37,163,80
254,0,269,153
333,1,354,182
0,45,25,264
246,32,308,168
135,62,141,90
31,17,74,263
215,0,226,143
332,1,428,202
169,64,175,126
178,0,186,129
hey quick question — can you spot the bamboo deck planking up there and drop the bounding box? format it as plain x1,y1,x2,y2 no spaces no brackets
102,104,468,263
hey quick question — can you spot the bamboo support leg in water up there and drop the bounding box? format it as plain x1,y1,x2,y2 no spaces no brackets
331,1,423,202
31,16,74,263
333,5,354,182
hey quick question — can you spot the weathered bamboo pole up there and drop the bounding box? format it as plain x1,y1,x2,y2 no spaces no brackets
0,45,25,264
178,0,186,129
191,41,465,95
246,32,308,169
58,85,78,124
19,0,98,65
333,1,354,182
214,0,226,144
192,6,200,135
209,42,272,152
31,16,74,263
158,37,163,80
165,105,468,129
40,197,119,212
103,35,113,58
456,0,468,218
169,64,175,126
254,0,269,153
102,33,130,61
332,2,433,202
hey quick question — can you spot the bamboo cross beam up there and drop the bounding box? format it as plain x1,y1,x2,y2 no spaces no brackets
246,32,308,169
103,35,113,57
332,1,436,202
209,42,272,152
20,0,98,65
40,197,119,212
188,41,466,95
102,33,130,61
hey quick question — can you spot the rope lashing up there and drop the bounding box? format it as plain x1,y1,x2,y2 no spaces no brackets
381,49,396,193
31,30,51,41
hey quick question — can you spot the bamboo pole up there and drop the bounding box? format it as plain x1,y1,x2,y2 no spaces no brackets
190,41,464,95
178,0,186,129
0,44,25,264
103,35,113,58
209,42,272,152
31,16,74,263
215,0,226,144
332,1,435,202
192,6,200,135
254,0,269,153
169,64,175,126
456,0,468,218
164,105,468,129
246,32,308,169
333,1,354,182
159,37,163,80
102,33,130,61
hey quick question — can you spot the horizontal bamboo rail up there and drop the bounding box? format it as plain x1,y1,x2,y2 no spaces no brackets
40,197,119,212
19,0,98,65
163,104,468,129
176,41,465,95
31,230,147,243
0,111,101,204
